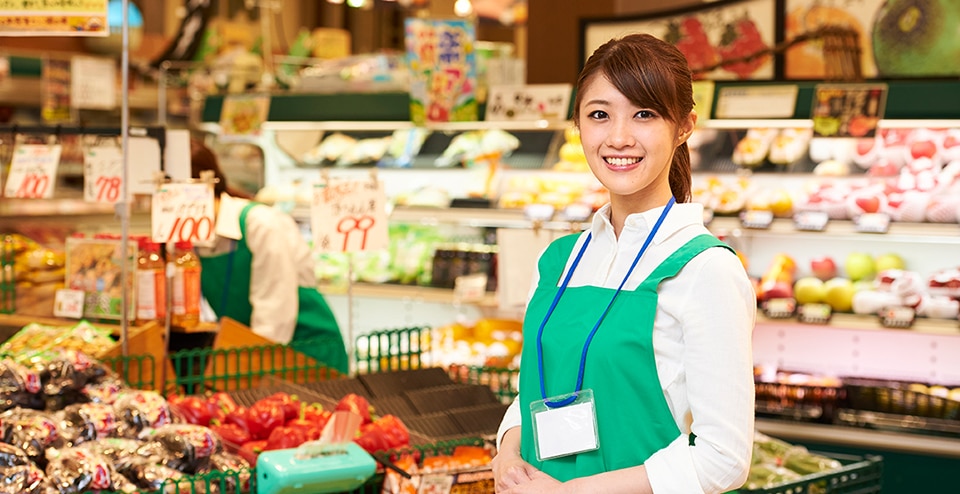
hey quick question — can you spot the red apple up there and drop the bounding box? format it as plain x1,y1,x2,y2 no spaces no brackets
762,280,794,301
810,256,838,282
910,140,938,160
855,195,881,213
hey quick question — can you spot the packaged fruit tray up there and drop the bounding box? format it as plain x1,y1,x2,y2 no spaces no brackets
736,453,882,494
754,380,845,424
842,379,960,420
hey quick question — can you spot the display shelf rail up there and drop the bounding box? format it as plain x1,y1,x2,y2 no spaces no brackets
257,119,570,132
755,418,960,459
700,118,960,130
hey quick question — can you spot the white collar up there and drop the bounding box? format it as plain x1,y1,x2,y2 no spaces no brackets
215,193,250,240
590,201,705,244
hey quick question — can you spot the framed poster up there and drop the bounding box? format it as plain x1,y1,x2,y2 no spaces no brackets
581,0,778,81
784,0,885,80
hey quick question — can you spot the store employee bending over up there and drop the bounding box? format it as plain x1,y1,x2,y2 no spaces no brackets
190,140,349,374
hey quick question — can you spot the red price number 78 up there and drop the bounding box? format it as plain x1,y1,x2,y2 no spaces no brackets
15,173,50,198
94,176,121,202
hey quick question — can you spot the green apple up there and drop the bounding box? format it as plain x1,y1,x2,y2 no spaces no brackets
794,277,827,304
845,252,877,282
824,277,857,312
873,0,960,77
875,253,906,272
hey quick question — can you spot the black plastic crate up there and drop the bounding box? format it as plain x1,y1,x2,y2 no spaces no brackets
405,384,500,415
227,382,331,409
358,367,456,398
447,403,510,436
369,395,419,420
402,411,464,440
297,377,371,402
737,453,882,494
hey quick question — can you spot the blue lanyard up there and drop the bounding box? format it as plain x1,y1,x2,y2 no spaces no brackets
536,197,675,408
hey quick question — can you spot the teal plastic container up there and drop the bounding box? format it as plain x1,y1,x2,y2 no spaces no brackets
256,442,377,494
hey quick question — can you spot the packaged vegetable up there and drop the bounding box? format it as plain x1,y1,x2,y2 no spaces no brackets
58,403,120,445
113,391,172,436
0,408,65,464
44,447,137,494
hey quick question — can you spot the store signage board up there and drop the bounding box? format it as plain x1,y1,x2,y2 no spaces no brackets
714,85,798,119
4,143,61,199
84,144,123,204
405,17,478,125
42,58,73,123
311,177,388,254
0,0,108,36
485,84,572,122
151,183,216,245
53,289,85,319
71,56,116,110
811,83,887,138
691,81,715,126
219,94,271,141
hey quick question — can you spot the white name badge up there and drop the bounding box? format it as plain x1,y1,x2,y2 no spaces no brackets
530,389,600,461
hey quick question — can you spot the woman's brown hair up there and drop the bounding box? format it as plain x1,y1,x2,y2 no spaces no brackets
573,33,695,203
190,139,254,199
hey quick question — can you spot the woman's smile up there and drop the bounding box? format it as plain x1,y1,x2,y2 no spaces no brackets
604,156,643,169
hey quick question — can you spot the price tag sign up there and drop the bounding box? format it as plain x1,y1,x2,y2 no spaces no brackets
4,144,62,199
879,306,916,328
762,298,797,319
798,303,833,325
485,84,572,122
151,183,215,244
53,289,86,319
454,273,488,303
83,144,123,203
740,210,774,229
855,213,891,234
312,177,388,253
793,211,829,232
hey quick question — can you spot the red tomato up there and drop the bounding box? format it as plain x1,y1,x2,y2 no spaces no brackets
335,393,373,425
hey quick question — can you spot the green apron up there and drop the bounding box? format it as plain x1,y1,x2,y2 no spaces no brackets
519,232,731,481
198,203,349,375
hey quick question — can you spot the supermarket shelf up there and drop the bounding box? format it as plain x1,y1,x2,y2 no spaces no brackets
389,206,588,231
707,215,960,242
755,418,960,459
701,118,960,130
0,198,115,217
0,76,162,111
260,119,569,133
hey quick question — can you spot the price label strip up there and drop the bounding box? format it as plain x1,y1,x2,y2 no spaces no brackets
4,144,62,199
740,210,774,230
151,183,216,244
793,211,829,232
84,144,124,203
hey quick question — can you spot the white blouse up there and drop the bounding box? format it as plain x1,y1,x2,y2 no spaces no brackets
496,201,757,494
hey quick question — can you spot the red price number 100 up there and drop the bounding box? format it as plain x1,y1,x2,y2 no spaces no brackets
94,176,121,202
16,173,50,198
162,216,214,243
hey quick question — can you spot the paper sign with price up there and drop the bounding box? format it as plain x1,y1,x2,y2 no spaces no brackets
311,178,388,253
3,144,62,199
84,145,123,203
151,183,215,244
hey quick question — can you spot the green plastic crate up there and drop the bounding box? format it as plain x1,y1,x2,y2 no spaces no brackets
737,453,883,494
354,326,431,374
100,353,158,391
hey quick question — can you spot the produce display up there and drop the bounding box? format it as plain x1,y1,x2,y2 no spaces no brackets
382,443,495,494
0,321,118,359
3,234,65,318
0,349,251,493
433,318,523,369
747,432,843,490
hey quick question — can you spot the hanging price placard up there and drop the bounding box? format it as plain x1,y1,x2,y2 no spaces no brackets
311,177,388,253
4,144,62,199
83,144,123,203
151,183,215,244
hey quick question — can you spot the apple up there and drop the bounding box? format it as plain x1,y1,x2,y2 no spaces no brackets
794,277,827,305
845,252,877,282
855,195,881,213
810,256,838,281
824,277,856,312
875,253,906,272
762,280,794,301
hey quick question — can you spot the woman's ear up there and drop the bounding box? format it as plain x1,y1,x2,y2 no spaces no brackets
677,110,697,145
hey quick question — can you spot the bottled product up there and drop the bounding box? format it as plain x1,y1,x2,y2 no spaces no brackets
135,238,166,326
170,241,201,329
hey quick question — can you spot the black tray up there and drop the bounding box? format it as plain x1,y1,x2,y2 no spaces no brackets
404,384,500,415
358,368,456,398
402,411,465,440
297,377,372,402
447,403,510,436
369,394,419,420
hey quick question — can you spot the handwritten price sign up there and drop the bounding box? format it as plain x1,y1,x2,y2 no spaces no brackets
151,183,215,244
311,178,388,253
3,144,61,199
84,145,123,203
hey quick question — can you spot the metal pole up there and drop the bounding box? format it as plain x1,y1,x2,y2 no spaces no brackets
119,0,131,357
158,61,169,126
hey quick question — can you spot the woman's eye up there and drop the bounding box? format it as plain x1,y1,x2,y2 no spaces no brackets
636,110,656,119
588,110,608,120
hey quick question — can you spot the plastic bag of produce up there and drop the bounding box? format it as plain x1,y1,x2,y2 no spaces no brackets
58,403,120,446
138,424,223,475
44,447,138,493
0,408,65,464
783,448,842,475
744,463,802,490
0,358,42,412
0,462,47,494
113,456,187,493
113,391,173,436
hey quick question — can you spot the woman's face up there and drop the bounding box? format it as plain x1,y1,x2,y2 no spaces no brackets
577,74,694,209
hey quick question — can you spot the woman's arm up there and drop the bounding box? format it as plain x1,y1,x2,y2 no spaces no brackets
244,206,301,343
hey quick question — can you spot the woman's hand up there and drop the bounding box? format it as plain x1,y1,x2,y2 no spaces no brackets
497,470,565,493
493,427,538,492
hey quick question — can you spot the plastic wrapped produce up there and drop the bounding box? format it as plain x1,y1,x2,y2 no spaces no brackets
113,456,187,493
0,358,42,412
44,448,137,494
0,408,65,464
58,403,120,446
0,462,47,494
138,424,222,475
113,391,173,436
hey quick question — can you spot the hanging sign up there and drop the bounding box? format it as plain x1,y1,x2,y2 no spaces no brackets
83,144,123,203
811,83,887,138
311,177,388,253
0,0,108,36
485,84,571,122
4,143,62,199
405,17,478,125
151,183,216,244
219,94,271,141
71,56,117,110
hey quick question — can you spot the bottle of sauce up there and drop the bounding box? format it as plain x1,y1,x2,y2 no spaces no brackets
135,238,166,326
170,241,201,329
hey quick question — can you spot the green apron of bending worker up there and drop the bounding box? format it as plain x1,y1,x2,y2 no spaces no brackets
519,232,730,480
198,203,349,375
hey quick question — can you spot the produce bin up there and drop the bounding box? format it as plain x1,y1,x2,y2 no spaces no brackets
353,436,493,494
737,453,883,494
